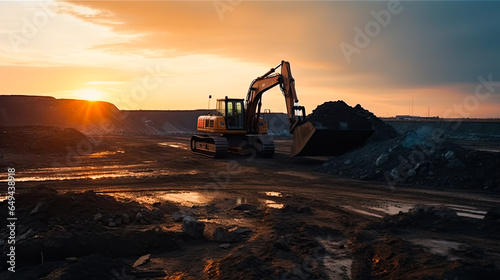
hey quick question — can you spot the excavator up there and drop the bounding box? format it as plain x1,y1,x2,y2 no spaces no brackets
191,60,374,158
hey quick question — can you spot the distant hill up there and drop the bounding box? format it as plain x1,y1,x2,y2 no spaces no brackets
0,95,122,132
0,95,290,135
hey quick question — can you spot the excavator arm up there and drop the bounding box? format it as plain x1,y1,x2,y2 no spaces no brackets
245,60,304,134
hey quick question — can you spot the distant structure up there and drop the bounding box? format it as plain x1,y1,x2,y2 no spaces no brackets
395,115,439,120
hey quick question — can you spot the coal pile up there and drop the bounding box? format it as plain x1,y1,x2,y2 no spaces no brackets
319,126,500,191
307,101,399,142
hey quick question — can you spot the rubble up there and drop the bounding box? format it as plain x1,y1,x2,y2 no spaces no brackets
213,227,240,243
320,126,500,190
234,203,258,211
132,254,151,268
182,216,205,238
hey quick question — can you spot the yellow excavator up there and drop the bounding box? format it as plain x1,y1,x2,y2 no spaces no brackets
191,60,374,158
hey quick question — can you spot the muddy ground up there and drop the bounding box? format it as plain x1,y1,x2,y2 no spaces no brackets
1,135,500,279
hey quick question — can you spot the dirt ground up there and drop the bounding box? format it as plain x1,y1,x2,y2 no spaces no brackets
1,135,500,279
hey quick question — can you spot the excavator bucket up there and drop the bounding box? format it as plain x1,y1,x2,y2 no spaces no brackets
291,121,374,157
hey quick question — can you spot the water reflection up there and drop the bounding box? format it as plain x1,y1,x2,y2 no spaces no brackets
108,191,212,207
0,164,199,182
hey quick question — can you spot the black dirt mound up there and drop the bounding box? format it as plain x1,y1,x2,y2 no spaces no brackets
351,205,500,280
0,185,172,229
319,126,500,191
0,186,182,266
307,101,399,142
353,104,400,142
0,126,93,154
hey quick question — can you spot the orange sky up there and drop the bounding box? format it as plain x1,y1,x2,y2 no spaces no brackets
1,0,499,117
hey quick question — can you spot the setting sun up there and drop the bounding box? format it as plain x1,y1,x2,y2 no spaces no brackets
74,88,105,102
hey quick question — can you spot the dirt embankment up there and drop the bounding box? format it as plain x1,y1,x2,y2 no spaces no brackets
0,126,95,155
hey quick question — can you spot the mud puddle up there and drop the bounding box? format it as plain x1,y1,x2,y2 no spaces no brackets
409,239,467,261
317,238,352,280
344,202,486,219
88,150,125,158
108,190,214,206
158,142,189,150
1,164,199,182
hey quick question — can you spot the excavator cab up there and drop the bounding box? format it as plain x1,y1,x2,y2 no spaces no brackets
217,98,245,130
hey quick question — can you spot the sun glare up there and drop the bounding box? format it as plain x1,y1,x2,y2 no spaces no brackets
74,88,105,101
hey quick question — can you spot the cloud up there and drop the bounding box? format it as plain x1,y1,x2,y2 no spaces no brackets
340,1,500,88
1,0,499,116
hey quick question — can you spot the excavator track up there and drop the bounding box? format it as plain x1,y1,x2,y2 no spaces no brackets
190,135,228,158
227,135,275,158
251,135,275,158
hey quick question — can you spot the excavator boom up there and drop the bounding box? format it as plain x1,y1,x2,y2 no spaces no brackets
245,60,373,156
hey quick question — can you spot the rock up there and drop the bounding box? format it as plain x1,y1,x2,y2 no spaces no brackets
16,228,34,242
151,208,163,219
390,167,399,180
356,230,381,242
344,159,352,165
172,211,193,222
219,243,231,249
182,216,205,238
133,254,151,268
213,227,240,243
484,207,500,220
232,227,252,234
447,159,465,169
121,213,130,224
108,221,116,227
444,150,455,160
66,257,78,263
433,207,457,219
297,206,312,214
244,210,257,216
43,226,73,248
172,212,184,222
135,212,143,222
114,218,122,226
375,153,389,166
274,238,290,251
282,205,312,214
153,202,161,208
30,202,45,215
234,203,258,211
